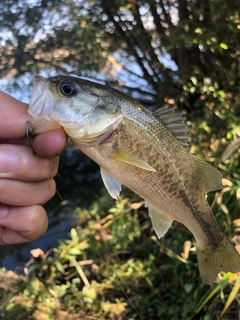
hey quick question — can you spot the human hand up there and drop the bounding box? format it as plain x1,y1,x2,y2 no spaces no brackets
0,92,67,245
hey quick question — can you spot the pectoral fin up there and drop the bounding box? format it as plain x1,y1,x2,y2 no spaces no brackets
147,203,173,238
111,148,156,172
100,167,122,199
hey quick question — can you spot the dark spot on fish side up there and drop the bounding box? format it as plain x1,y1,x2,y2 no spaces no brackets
177,189,191,208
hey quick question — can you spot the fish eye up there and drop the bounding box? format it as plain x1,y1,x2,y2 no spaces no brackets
59,80,77,96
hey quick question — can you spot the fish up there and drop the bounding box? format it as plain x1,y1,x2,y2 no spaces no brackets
28,75,240,285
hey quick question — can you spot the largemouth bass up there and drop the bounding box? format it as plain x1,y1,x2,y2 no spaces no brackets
28,75,240,285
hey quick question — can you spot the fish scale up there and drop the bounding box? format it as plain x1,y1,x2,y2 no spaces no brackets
94,116,220,242
28,75,240,285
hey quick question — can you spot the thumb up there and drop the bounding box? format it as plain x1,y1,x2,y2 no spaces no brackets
0,92,28,139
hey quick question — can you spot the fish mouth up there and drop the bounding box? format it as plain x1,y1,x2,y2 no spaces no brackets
28,77,62,133
29,77,54,119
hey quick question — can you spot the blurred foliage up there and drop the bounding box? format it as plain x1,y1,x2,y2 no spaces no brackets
0,192,239,319
0,0,240,319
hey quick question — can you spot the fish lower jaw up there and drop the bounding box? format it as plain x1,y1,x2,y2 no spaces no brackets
64,127,117,148
29,118,62,134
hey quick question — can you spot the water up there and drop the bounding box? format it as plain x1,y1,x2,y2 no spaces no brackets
0,148,102,271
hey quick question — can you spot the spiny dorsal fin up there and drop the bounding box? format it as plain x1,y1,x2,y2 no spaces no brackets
154,107,189,146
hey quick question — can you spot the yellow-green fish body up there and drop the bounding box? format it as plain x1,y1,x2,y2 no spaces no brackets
28,75,240,284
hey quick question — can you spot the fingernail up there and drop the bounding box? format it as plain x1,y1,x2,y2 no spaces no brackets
0,204,9,218
0,149,19,173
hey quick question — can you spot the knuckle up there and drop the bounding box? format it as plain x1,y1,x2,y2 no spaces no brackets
0,179,14,199
29,205,46,225
0,227,9,245
41,179,56,204
35,157,59,181
23,205,48,240
49,157,59,178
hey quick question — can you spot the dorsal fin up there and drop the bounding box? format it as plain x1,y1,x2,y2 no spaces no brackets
154,107,189,146
192,156,223,193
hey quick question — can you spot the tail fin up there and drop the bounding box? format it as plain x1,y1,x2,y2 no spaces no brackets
197,236,240,285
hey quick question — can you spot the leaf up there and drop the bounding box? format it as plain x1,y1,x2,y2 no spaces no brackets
55,261,65,274
222,138,240,160
194,28,203,34
219,276,240,319
236,188,240,199
82,286,97,300
68,248,82,256
220,43,228,50
193,274,230,315
190,76,198,85
70,228,79,241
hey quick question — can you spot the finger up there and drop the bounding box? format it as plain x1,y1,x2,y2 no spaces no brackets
32,128,67,158
0,178,56,206
0,128,67,158
0,204,48,244
0,144,59,181
0,92,67,157
0,92,28,139
0,137,30,146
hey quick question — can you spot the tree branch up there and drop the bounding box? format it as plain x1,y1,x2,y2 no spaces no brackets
99,3,157,90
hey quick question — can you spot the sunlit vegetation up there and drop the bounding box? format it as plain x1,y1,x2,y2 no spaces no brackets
0,185,239,319
0,0,240,319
